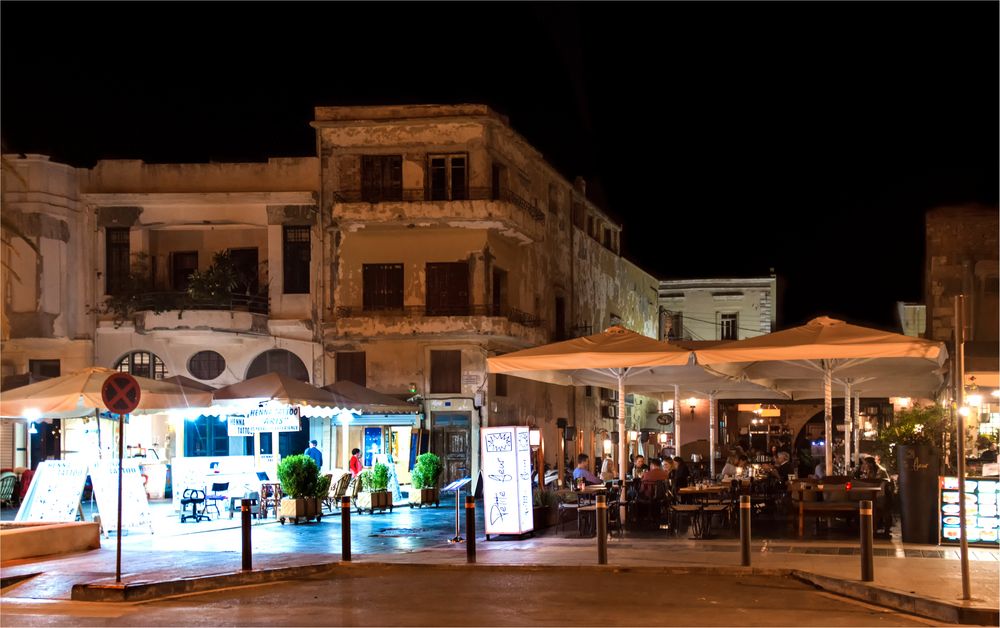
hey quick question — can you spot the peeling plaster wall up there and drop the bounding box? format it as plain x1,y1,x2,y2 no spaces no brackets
82,158,318,194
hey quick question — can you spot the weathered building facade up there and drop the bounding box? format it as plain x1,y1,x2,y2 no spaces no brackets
658,276,778,341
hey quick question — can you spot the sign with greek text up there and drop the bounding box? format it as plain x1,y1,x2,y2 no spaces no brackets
481,426,533,536
89,458,153,533
15,460,88,522
227,406,301,436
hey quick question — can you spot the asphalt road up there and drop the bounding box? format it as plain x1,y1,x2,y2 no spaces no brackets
1,567,945,627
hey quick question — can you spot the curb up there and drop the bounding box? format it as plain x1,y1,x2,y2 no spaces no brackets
790,570,999,626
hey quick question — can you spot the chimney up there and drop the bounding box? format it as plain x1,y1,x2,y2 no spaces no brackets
573,176,587,197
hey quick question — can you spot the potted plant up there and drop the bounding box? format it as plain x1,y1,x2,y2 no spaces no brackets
356,463,392,513
409,452,442,508
277,454,327,524
874,404,952,544
187,250,240,307
532,487,560,528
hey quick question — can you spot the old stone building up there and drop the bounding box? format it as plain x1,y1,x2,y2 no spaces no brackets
658,275,778,341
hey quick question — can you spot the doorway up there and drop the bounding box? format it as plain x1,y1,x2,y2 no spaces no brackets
432,412,471,484
228,247,260,295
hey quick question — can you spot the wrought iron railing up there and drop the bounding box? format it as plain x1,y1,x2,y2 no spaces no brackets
334,303,543,327
332,186,546,222
134,291,269,315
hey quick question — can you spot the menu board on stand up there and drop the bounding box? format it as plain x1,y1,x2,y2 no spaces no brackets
15,460,89,522
939,476,999,546
480,426,533,537
90,458,154,535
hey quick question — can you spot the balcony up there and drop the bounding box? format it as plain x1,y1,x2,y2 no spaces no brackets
332,187,546,244
130,292,269,333
329,304,548,345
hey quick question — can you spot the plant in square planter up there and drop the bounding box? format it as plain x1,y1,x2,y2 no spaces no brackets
875,404,951,544
356,463,392,514
277,454,329,525
409,452,443,508
532,488,560,529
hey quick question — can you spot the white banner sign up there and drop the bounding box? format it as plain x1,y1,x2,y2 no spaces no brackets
228,406,301,436
481,426,533,536
15,460,88,522
89,458,153,532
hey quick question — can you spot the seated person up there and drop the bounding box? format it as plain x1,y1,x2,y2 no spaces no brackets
981,443,998,463
600,456,617,481
736,455,750,478
859,455,890,481
814,462,826,479
572,454,601,486
770,451,792,482
640,458,670,498
629,455,647,477
671,456,691,492
720,454,740,479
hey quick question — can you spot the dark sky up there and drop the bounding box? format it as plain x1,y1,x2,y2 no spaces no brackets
2,2,997,330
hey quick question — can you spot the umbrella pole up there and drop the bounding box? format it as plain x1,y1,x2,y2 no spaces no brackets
674,385,681,458
844,382,852,475
853,393,860,469
709,392,717,478
618,373,627,527
824,365,833,476
116,413,125,584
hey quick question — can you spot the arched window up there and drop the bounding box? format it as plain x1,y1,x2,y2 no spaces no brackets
246,349,309,382
115,351,166,380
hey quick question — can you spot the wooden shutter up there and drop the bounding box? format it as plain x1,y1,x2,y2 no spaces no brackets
426,262,469,315
363,264,403,310
430,350,462,394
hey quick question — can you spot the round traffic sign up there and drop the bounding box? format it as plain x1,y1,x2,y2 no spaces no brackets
102,373,141,414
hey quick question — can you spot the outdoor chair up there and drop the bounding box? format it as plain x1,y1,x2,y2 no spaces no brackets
324,473,351,513
668,501,702,537
0,473,16,508
205,482,229,517
555,491,580,534
180,489,209,522
348,475,363,514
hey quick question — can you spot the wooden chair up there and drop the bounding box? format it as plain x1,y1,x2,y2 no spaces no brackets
324,473,351,513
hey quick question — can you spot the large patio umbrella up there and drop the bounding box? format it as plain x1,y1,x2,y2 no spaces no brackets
694,317,948,475
488,326,696,486
0,366,213,419
322,380,420,415
212,372,357,417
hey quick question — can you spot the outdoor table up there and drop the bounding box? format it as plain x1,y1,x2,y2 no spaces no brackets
793,484,883,536
678,485,727,503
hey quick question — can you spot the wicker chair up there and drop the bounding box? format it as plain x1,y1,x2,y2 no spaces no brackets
323,473,351,513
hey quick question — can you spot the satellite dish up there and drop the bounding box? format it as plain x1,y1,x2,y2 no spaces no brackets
656,412,675,426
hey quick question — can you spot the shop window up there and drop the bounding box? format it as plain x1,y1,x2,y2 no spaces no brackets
283,226,310,294
115,351,166,380
720,313,738,340
188,351,226,380
171,251,198,292
28,359,60,380
430,350,462,394
246,349,308,382
428,154,468,201
184,415,230,457
336,351,367,387
105,227,130,295
361,154,403,202
363,263,404,311
426,262,469,316
494,373,508,397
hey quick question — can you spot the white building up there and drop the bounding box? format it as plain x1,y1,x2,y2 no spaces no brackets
658,276,778,341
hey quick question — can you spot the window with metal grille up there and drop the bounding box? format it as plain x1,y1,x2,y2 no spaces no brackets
336,351,366,387
428,154,468,201
361,155,403,202
363,263,403,311
430,350,462,394
105,227,130,295
246,349,309,382
494,373,508,397
28,359,60,380
426,262,469,316
188,351,226,380
184,415,230,457
720,313,738,340
283,226,310,294
115,351,166,379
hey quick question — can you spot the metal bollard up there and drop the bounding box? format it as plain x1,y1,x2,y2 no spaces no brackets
465,496,476,564
341,496,352,562
860,499,874,582
241,499,252,571
596,494,608,565
739,495,751,567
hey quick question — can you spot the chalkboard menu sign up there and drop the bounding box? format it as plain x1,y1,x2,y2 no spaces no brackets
15,460,88,522
481,426,533,536
90,458,153,533
939,475,999,547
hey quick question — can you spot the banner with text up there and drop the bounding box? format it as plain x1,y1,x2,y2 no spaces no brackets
228,406,301,436
480,426,533,536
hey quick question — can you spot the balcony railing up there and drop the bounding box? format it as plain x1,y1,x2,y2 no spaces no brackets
134,291,269,315
332,186,546,222
334,304,544,327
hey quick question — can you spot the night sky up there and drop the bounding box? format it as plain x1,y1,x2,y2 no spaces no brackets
2,3,997,330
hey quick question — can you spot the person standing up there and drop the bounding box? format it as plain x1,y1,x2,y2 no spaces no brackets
304,440,323,469
349,447,363,477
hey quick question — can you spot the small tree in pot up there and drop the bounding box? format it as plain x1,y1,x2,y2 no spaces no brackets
357,462,392,513
409,452,443,508
277,454,327,524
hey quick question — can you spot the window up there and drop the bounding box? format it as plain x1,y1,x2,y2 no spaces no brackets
430,350,462,394
246,349,309,382
105,227,130,295
572,203,585,229
554,296,566,340
491,267,508,316
229,248,259,294
188,351,226,380
494,373,508,397
28,359,60,380
425,262,469,316
668,312,684,340
361,155,402,202
720,313,738,340
603,228,613,249
363,263,404,311
184,415,230,457
491,163,505,200
428,154,468,201
585,386,593,397
283,226,311,294
586,216,595,238
115,351,166,379
171,251,198,292
336,351,366,387
548,184,559,214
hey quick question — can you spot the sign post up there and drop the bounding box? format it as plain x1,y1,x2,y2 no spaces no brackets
101,373,141,585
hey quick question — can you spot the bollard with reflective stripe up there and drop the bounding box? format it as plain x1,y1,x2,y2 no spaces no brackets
241,498,252,571
740,495,751,567
860,500,874,582
465,496,477,563
596,494,608,565
341,496,352,562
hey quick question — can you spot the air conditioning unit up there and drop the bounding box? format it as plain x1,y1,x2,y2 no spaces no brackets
600,387,619,402
601,405,618,419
